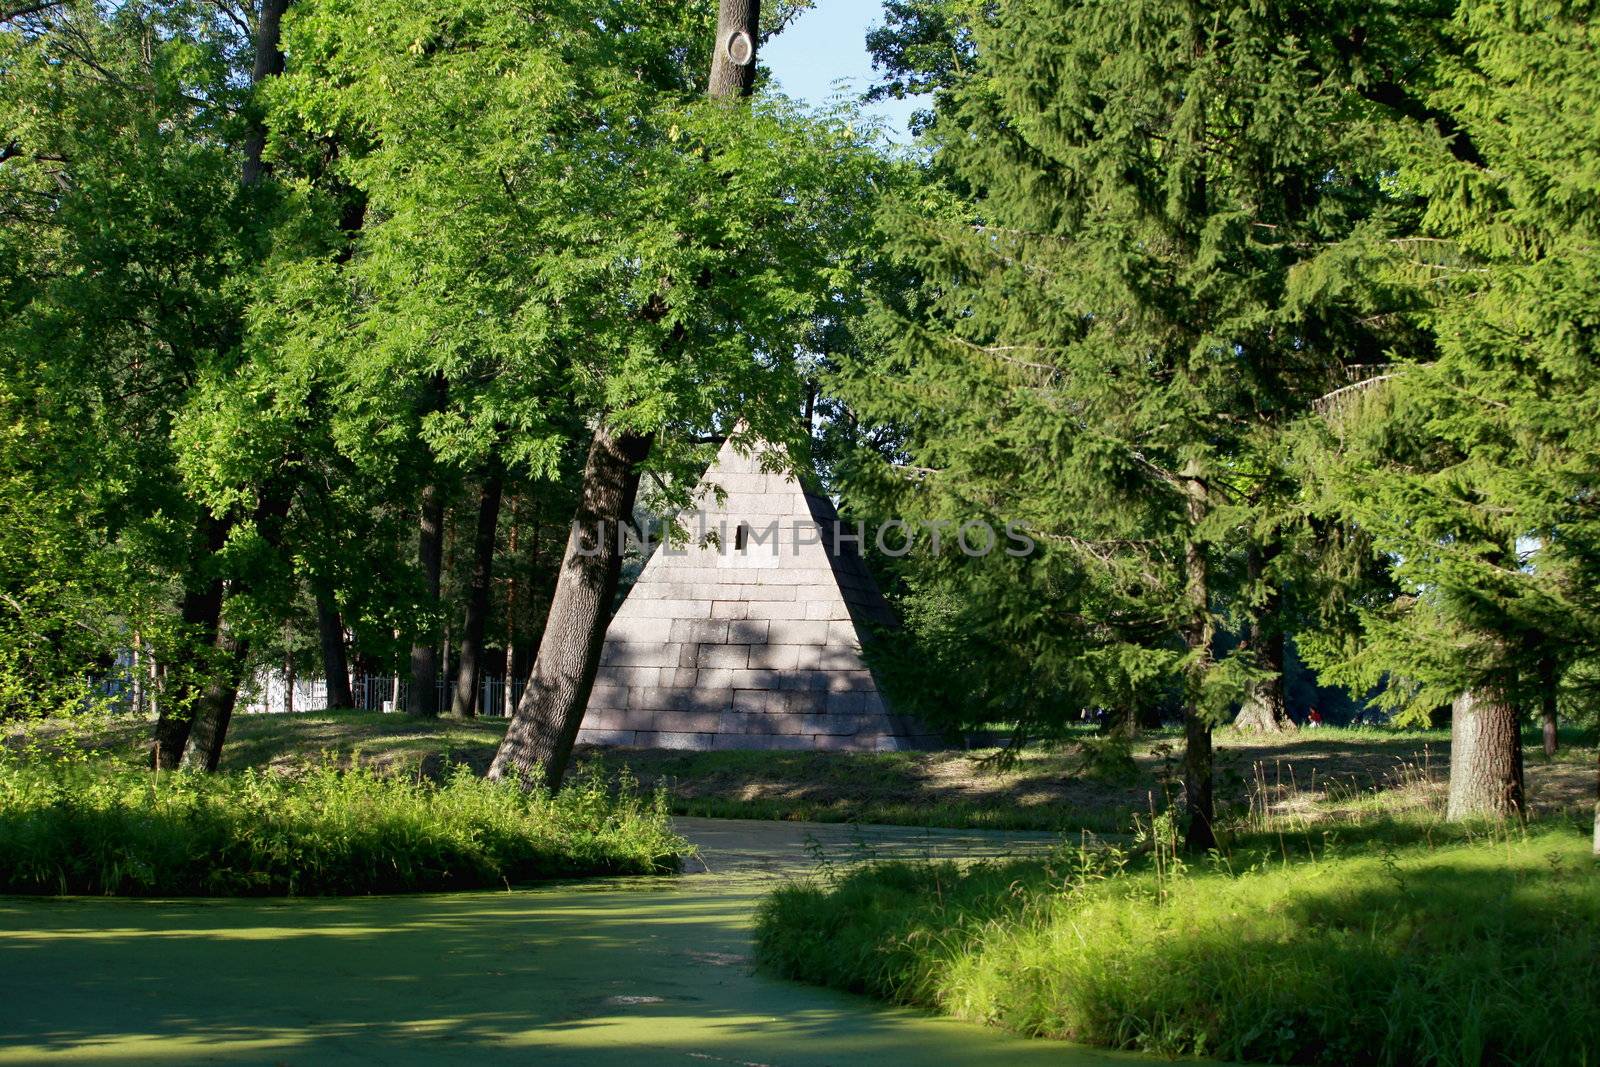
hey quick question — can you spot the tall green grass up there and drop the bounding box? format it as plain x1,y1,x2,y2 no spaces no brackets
756,825,1600,1066
0,760,691,895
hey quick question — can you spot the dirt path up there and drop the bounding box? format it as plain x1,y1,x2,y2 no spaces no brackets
676,815,1070,876
0,819,1146,1067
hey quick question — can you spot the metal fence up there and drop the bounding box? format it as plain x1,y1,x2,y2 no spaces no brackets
278,672,524,717
81,662,524,718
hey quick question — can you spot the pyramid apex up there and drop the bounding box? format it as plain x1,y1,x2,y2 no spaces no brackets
574,425,936,753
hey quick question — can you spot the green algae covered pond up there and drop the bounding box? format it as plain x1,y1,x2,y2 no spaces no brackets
0,818,1152,1066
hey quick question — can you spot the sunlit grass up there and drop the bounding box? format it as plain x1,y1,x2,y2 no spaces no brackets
756,820,1600,1065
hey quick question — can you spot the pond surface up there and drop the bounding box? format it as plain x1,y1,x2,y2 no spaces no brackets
0,818,1157,1065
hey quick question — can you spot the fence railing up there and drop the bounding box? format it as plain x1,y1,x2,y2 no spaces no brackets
80,664,525,718
258,672,524,717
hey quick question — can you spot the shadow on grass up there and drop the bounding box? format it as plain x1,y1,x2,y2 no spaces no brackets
598,747,1143,833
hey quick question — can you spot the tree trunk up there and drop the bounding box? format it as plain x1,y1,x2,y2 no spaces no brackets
180,634,249,772
283,620,294,714
406,477,445,717
316,590,353,709
1234,543,1295,733
152,513,229,769
441,627,451,694
1446,686,1525,820
1539,652,1559,758
130,633,144,715
178,484,295,771
504,501,519,696
1181,471,1216,852
1234,631,1292,731
241,0,288,188
1104,705,1140,740
707,0,760,99
451,469,504,718
1592,745,1598,857
487,426,651,787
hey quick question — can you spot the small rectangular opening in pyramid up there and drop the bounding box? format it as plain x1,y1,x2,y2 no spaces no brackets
576,435,937,753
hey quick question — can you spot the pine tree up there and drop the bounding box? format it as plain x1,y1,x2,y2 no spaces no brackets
839,0,1425,849
1302,0,1600,834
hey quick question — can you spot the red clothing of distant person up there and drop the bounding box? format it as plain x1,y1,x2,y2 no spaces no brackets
1308,709,1324,728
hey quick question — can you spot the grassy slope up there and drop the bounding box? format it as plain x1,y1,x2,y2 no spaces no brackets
756,824,1600,1066
9,710,1596,832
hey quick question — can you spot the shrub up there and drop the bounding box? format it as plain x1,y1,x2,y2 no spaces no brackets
0,759,691,895
755,826,1600,1066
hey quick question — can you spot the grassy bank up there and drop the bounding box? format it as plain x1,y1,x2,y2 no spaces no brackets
8,709,1596,834
755,823,1600,1065
0,759,690,895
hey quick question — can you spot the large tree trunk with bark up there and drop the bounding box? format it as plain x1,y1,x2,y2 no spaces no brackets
707,0,760,98
1234,543,1296,733
179,635,250,772
406,477,445,716
1181,472,1216,853
487,426,651,786
486,0,758,788
1446,686,1525,820
1234,629,1292,731
316,590,353,710
450,469,504,718
179,486,295,771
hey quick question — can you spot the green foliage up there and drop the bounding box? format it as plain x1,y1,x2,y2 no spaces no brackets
0,377,127,713
4,0,1598,829
0,0,897,728
262,0,891,494
0,758,689,895
757,827,1600,1065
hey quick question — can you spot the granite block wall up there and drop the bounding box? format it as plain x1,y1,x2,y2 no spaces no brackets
575,435,935,752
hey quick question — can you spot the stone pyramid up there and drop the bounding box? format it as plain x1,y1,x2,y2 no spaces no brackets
576,436,935,752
